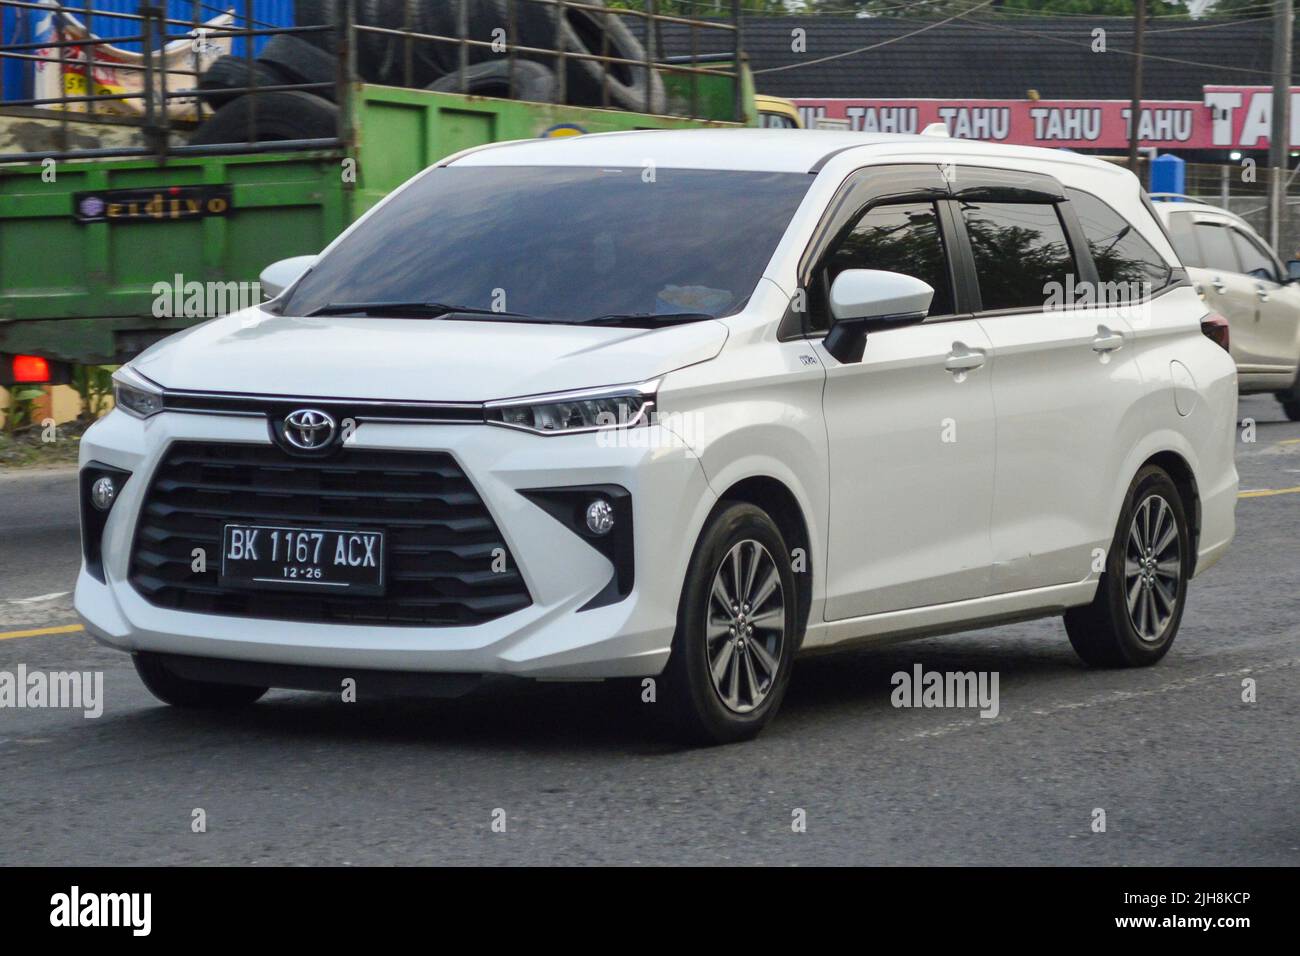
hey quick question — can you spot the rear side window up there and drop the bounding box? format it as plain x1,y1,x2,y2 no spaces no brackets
1230,229,1278,282
1193,223,1240,274
824,201,955,317
1164,210,1203,266
960,202,1074,311
1067,189,1173,291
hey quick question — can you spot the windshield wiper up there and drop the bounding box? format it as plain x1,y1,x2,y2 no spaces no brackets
578,311,714,328
304,301,533,319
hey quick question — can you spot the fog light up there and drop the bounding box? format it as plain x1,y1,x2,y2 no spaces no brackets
90,476,117,511
585,498,615,535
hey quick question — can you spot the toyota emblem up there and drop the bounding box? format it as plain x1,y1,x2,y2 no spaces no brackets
283,409,337,450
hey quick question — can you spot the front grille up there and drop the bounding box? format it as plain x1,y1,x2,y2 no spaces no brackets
129,442,531,626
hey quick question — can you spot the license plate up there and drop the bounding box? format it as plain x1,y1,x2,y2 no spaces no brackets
219,524,385,595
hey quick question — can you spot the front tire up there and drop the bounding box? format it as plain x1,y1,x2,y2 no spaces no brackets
133,653,268,708
1278,369,1300,421
1064,466,1191,667
661,503,798,745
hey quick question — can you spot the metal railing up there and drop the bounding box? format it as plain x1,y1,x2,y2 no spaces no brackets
0,0,743,164
0,0,344,162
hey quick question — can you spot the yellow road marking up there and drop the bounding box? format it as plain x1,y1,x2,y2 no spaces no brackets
1239,485,1300,499
1280,439,1300,446
0,623,84,641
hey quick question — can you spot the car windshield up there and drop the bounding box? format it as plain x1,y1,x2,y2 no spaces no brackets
280,165,812,324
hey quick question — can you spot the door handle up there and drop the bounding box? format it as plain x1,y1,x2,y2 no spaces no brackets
1256,285,1271,303
1211,276,1227,294
944,343,986,373
1091,326,1125,353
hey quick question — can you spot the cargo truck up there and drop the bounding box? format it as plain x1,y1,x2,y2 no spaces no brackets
0,0,755,386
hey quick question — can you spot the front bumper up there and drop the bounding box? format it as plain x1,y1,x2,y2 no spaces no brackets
75,409,714,679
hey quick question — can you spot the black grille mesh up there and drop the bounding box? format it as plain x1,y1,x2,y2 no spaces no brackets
129,442,530,626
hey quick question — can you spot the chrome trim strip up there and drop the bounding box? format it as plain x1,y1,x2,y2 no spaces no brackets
483,378,661,408
165,407,266,419
162,388,483,410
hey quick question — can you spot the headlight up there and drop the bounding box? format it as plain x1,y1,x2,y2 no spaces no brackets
112,366,165,419
486,382,656,435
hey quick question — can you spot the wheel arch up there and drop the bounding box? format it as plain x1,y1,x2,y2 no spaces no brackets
1139,449,1202,559
714,475,814,640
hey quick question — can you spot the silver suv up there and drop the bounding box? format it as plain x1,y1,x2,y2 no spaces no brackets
1153,198,1300,420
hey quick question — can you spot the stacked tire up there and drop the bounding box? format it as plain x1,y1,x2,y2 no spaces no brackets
193,32,339,145
192,0,667,145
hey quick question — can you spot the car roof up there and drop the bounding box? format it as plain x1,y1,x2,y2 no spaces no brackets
446,128,1122,176
1151,198,1233,218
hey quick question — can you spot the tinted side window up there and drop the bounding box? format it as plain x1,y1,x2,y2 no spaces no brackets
960,202,1075,311
824,201,955,317
1164,211,1203,266
1067,189,1172,290
1230,229,1278,282
1194,223,1240,274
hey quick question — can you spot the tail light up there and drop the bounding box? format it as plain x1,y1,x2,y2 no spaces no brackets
1200,313,1230,352
0,353,71,386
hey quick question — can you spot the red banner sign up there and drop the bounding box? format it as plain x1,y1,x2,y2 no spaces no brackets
793,87,1300,151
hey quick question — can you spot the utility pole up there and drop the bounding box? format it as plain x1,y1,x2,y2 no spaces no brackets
1128,0,1146,176
1269,0,1293,251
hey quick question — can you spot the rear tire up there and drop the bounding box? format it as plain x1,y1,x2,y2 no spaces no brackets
660,503,797,745
134,653,267,709
1278,368,1300,420
1064,466,1190,667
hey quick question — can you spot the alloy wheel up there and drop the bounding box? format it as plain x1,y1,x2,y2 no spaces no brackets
1124,494,1182,643
705,539,787,713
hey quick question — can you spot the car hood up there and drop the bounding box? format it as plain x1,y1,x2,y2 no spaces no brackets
132,308,729,402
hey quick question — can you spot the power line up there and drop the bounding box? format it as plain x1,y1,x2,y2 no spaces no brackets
773,1,1278,19
953,12,1281,77
751,7,1283,78
1146,13,1275,32
753,0,996,73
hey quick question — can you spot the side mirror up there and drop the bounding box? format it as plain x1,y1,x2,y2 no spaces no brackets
259,255,317,300
1287,259,1300,282
823,269,933,363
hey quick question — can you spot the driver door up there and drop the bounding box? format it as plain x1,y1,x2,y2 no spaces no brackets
811,182,997,620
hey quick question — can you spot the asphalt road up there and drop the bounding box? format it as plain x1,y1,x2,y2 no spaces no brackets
0,395,1296,866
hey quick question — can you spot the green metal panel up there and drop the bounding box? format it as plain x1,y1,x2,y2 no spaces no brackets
0,150,345,360
352,84,745,212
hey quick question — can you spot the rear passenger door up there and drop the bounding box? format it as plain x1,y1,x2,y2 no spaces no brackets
951,173,1153,593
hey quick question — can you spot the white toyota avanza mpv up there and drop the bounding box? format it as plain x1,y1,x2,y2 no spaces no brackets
78,130,1238,743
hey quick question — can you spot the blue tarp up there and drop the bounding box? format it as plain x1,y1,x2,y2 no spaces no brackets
2,1,296,101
